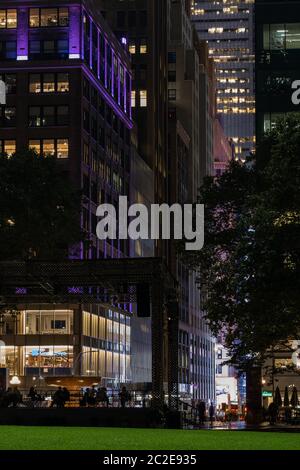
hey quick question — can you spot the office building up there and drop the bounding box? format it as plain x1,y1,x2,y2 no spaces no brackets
256,0,300,138
192,0,255,160
0,0,133,388
256,0,300,405
101,0,216,402
168,0,215,402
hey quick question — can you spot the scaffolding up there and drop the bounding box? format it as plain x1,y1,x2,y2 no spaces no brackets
0,258,179,409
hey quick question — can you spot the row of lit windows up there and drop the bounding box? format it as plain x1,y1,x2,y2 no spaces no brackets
217,78,249,83
218,68,248,74
217,97,254,104
208,27,248,34
29,73,69,93
218,88,250,94
0,139,69,158
29,8,69,28
263,23,300,51
231,136,256,144
131,90,147,107
128,40,147,55
0,9,17,28
192,7,250,15
214,55,254,62
29,139,69,158
221,107,255,114
0,8,70,29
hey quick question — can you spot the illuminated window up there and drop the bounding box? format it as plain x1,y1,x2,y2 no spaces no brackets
57,139,69,158
140,90,147,107
43,139,55,156
131,90,136,107
29,7,69,28
29,140,41,154
129,41,136,54
0,140,16,156
57,73,69,92
40,74,54,93
29,139,68,158
29,8,39,27
29,73,69,93
140,40,147,54
0,9,17,28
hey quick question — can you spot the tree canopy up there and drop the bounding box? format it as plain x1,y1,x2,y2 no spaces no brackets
184,115,300,370
0,149,84,261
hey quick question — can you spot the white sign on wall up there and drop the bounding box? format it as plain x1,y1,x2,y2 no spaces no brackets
291,80,300,105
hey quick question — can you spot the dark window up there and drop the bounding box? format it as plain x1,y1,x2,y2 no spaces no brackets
0,107,16,127
0,74,16,94
117,11,125,28
128,11,136,27
140,11,147,27
29,105,69,127
168,70,176,82
0,41,17,60
29,39,68,59
168,52,176,64
83,109,90,132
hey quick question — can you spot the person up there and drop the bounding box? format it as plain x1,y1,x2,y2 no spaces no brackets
10,387,22,407
197,400,206,425
28,386,38,403
62,387,70,407
119,386,131,408
96,387,109,407
51,386,64,408
82,388,90,407
88,386,97,407
209,403,215,425
268,401,278,425
285,406,292,424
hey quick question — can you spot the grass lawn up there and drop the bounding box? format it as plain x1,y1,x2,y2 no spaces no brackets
0,426,299,450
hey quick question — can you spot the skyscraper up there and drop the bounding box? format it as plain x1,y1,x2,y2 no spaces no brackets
0,0,133,389
255,0,300,139
102,0,216,402
191,0,255,160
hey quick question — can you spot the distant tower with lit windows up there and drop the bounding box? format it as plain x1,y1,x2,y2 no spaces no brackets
191,0,255,160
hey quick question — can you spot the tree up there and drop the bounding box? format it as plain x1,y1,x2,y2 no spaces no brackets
0,149,84,261
182,115,300,417
284,386,290,408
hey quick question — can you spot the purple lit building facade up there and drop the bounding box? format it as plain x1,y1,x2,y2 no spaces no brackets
0,0,134,389
0,0,132,260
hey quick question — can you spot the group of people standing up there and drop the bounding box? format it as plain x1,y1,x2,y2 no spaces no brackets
196,400,215,425
0,386,22,408
81,385,132,408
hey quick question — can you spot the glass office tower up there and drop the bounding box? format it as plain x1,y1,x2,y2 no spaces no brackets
192,0,255,159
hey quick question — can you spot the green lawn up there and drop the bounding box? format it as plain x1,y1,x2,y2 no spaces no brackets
0,426,299,450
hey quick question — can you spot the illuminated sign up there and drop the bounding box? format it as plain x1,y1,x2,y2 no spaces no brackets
262,390,273,397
